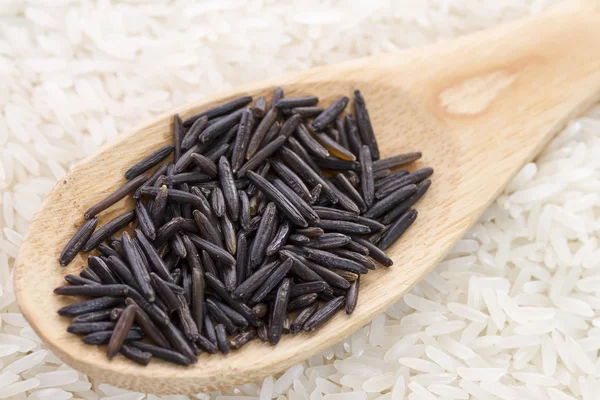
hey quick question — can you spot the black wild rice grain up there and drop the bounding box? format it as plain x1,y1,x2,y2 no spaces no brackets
174,144,199,173
88,256,119,285
304,296,345,332
231,109,254,173
134,164,168,199
269,158,312,202
230,329,256,349
288,234,310,245
106,256,138,290
65,274,100,287
304,247,368,274
363,184,417,219
173,114,183,163
82,210,136,252
271,87,284,109
84,174,148,219
286,137,323,176
58,296,123,317
288,293,318,311
246,107,279,159
120,343,152,365
83,329,143,346
345,277,359,315
183,96,252,127
373,152,421,171
247,171,308,227
279,251,323,283
188,233,236,267
295,123,329,158
325,128,339,143
161,321,197,361
122,232,154,302
290,106,324,118
353,90,379,160
316,219,370,235
67,321,116,334
150,273,179,312
211,187,226,218
261,121,281,148
270,278,291,345
107,303,136,359
125,146,174,180
132,341,190,365
204,272,260,327
215,324,230,354
238,190,252,231
235,232,248,285
303,260,351,290
71,310,112,325
232,260,280,300
237,136,287,177
128,289,170,328
198,107,245,145
252,96,267,118
191,153,218,178
290,303,318,333
218,156,240,220
205,298,237,334
125,298,171,349
327,184,361,215
380,179,431,225
311,96,349,132
343,240,369,255
379,209,418,251
272,179,320,225
306,233,351,249
294,227,324,237
310,184,322,204
203,310,217,346
315,132,356,161
135,202,156,241
211,298,248,329
54,284,128,297
359,145,375,208
335,173,366,213
375,167,433,199
329,248,376,270
136,229,171,281
181,116,208,150
60,217,98,266
275,96,319,109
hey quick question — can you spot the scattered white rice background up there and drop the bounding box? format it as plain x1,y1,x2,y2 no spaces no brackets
2,0,599,399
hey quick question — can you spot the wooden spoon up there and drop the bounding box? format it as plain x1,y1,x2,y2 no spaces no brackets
14,4,600,394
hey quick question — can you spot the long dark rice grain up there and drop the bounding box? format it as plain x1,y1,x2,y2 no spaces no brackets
305,233,351,249
375,169,410,189
270,87,284,109
161,322,198,361
203,310,217,346
310,184,322,204
198,107,244,145
131,341,190,365
316,219,370,235
288,234,310,245
210,298,248,329
237,136,287,177
353,90,379,159
67,321,116,334
373,152,421,171
135,229,171,282
106,256,138,290
177,294,200,341
275,96,319,109
295,123,329,158
188,233,236,267
204,273,260,327
343,240,369,255
379,209,418,251
135,202,156,241
335,173,366,213
380,179,431,225
230,329,256,349
192,210,222,248
60,217,98,266
260,121,281,148
134,164,168,199
344,115,362,158
84,174,148,219
65,274,101,287
83,329,143,346
290,303,318,333
311,96,349,132
279,146,338,203
211,187,226,217
120,344,152,365
54,284,128,297
154,217,184,247
173,144,199,173
359,145,375,208
72,309,112,323
235,232,248,286
353,238,392,266
125,298,170,349
127,289,170,327
205,298,237,334
183,96,252,127
291,281,330,298
247,171,307,227
79,268,101,285
266,220,291,256
173,114,183,163
88,256,120,285
246,107,279,159
329,248,376,270
304,296,345,332
345,277,359,315
149,273,179,312
239,190,251,231
107,304,136,359
58,297,123,317
215,324,230,354
286,137,323,176
231,109,254,173
181,116,208,149
303,260,351,290
279,250,323,283
232,260,280,300
269,158,311,202
327,184,361,215
289,106,324,118
122,232,154,301
375,167,433,199
125,146,174,180
315,132,356,161
364,184,417,219
304,247,368,274
191,153,218,178
270,278,290,345
272,179,320,225
287,293,318,311
82,210,136,252
218,156,240,221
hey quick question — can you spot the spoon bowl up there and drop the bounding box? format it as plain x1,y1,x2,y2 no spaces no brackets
14,4,600,394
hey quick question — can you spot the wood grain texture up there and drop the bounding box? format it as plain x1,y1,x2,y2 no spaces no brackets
14,5,600,394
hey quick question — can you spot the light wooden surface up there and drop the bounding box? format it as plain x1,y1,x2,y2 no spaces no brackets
14,4,600,394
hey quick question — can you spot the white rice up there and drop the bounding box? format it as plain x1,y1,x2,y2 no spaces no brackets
2,0,599,398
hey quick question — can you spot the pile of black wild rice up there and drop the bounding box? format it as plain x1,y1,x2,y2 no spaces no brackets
56,89,433,366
